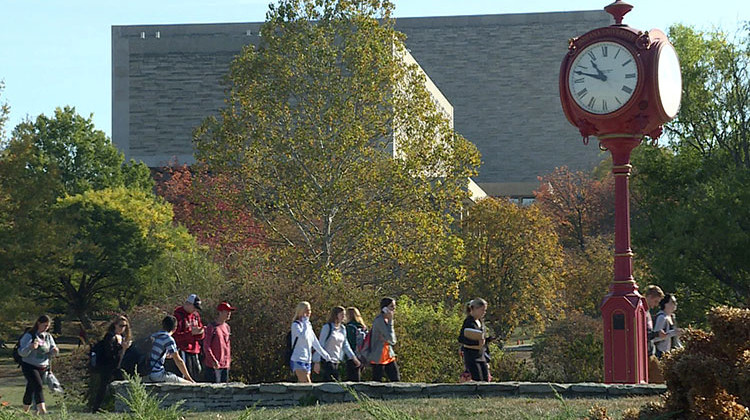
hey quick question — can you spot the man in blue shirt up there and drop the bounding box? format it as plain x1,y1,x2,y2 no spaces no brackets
147,316,195,383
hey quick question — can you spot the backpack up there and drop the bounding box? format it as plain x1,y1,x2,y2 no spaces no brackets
11,329,31,366
89,338,108,371
284,320,301,364
356,329,373,363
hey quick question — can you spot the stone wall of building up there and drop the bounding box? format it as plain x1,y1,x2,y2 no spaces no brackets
111,381,666,412
112,11,612,196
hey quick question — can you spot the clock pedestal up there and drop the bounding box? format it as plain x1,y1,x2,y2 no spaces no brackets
599,136,649,384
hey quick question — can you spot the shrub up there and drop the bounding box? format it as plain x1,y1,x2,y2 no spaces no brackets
488,348,536,382
116,372,185,420
532,311,603,383
392,296,466,383
630,306,750,419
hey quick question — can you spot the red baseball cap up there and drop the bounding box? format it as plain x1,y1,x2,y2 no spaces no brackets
217,302,236,312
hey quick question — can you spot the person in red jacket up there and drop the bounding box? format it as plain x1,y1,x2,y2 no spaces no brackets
173,294,204,381
203,301,236,383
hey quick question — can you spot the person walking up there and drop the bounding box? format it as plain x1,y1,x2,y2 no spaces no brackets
17,315,59,415
458,298,494,382
90,315,132,412
202,301,236,383
652,293,683,358
313,306,361,382
644,285,665,383
369,298,400,382
173,293,205,380
345,307,367,381
147,316,195,383
289,301,333,383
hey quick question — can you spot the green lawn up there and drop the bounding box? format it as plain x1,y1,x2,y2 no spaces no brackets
1,347,658,419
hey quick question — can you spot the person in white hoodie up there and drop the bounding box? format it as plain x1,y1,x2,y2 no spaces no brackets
290,301,333,383
313,306,361,381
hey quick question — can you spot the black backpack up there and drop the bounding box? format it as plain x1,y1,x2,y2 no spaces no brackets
283,320,301,364
89,338,107,371
11,329,31,366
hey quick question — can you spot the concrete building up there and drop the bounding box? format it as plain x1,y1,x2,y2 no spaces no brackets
112,10,610,198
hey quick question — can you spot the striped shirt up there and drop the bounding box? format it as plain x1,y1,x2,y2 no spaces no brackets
149,331,177,374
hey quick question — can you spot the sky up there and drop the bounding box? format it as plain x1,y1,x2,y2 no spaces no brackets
0,0,747,138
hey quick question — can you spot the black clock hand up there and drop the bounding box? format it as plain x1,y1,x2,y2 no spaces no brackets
574,70,607,81
589,60,608,81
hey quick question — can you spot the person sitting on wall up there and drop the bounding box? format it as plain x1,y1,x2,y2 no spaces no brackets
147,315,195,383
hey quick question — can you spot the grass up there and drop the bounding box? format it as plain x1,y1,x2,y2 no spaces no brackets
1,347,658,419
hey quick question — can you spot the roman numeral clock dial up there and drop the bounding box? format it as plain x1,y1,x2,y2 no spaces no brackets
567,41,638,114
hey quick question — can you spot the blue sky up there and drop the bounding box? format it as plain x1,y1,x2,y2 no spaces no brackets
0,0,746,137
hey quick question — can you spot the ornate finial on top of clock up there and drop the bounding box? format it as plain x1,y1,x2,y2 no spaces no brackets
604,0,634,26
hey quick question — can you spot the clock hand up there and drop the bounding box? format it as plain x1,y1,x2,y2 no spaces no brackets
574,70,607,81
589,60,608,81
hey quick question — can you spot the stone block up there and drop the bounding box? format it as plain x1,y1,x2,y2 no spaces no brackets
476,382,519,396
607,384,667,396
259,383,289,394
518,382,570,395
569,383,608,395
318,383,348,394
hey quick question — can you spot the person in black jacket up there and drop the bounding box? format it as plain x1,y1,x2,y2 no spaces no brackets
458,298,493,382
90,315,132,413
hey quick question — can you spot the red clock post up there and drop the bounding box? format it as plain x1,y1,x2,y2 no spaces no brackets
559,1,682,383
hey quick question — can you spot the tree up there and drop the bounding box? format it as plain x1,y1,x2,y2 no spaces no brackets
0,108,170,321
631,24,750,322
461,197,563,339
156,164,266,264
194,0,480,296
534,166,614,251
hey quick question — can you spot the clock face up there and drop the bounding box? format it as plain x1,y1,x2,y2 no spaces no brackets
568,41,639,115
656,42,682,118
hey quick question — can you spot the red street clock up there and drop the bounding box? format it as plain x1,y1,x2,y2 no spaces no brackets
559,1,682,384
559,0,682,140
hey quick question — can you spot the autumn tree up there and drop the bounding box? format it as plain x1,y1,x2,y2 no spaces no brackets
534,166,614,251
194,0,480,297
461,197,563,339
631,24,750,322
156,164,265,265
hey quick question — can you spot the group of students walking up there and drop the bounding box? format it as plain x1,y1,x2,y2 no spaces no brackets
288,298,400,383
15,287,682,414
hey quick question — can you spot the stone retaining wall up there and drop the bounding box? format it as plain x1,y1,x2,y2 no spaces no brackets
111,381,667,412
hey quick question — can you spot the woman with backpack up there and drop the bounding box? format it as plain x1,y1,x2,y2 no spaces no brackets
313,306,361,382
345,307,367,381
17,315,59,415
90,315,132,412
289,301,333,383
369,297,400,382
458,298,494,382
652,293,683,358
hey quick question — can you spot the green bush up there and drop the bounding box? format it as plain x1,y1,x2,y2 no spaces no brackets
532,312,603,383
488,347,536,382
392,296,465,383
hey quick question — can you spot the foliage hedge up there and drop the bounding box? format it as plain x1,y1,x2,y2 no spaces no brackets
532,311,604,383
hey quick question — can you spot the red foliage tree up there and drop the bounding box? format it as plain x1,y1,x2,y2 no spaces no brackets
156,164,265,262
534,166,614,250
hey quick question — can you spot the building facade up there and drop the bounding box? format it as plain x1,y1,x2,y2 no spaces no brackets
113,10,610,197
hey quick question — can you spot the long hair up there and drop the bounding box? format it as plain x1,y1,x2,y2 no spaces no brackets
31,315,50,335
346,307,366,329
466,298,487,315
293,301,311,323
106,315,132,342
327,306,345,325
